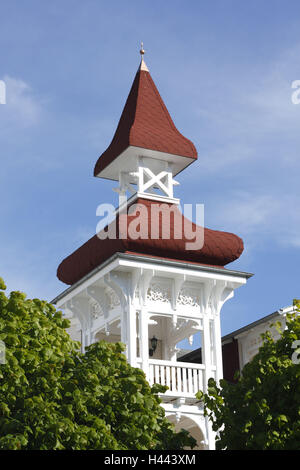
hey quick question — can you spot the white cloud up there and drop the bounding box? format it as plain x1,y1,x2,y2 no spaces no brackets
0,75,44,129
186,42,300,177
179,43,300,254
216,192,279,232
211,190,300,250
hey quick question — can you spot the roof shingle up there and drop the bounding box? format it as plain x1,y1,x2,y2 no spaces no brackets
94,61,197,177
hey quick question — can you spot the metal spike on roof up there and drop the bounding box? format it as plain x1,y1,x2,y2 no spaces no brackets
139,41,149,72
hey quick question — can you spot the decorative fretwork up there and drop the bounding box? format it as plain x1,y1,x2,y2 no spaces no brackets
108,290,121,308
135,286,140,299
90,299,103,319
147,283,171,303
177,288,200,307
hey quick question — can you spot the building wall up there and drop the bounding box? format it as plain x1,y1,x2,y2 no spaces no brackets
222,339,240,383
181,305,297,382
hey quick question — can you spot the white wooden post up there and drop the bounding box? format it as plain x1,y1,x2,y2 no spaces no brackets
118,172,127,208
162,317,171,360
202,314,212,392
140,307,149,380
120,302,128,362
127,301,137,367
213,313,223,383
81,328,86,353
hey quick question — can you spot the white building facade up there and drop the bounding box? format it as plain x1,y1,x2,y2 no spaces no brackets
54,252,251,449
222,305,297,372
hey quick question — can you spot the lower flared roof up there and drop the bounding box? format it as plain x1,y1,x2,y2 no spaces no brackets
57,199,244,285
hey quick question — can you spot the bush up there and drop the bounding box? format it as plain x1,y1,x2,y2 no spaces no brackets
0,277,195,450
197,305,300,450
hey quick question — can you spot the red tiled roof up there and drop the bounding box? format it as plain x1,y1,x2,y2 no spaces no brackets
94,61,197,177
57,199,244,285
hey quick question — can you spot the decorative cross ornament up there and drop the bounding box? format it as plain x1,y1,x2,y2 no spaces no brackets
136,166,179,198
112,157,180,208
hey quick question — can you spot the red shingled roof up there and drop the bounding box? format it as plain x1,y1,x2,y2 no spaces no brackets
57,61,245,286
94,60,197,177
57,199,244,285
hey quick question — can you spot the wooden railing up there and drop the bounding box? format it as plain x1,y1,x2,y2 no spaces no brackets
148,359,205,397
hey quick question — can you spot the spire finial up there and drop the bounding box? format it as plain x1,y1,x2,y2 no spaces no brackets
139,42,149,72
140,42,145,58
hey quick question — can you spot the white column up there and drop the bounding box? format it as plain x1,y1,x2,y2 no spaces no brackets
162,317,170,361
118,171,129,208
206,417,216,450
127,301,137,367
213,313,223,383
81,328,86,353
202,314,212,392
140,307,149,380
120,303,128,360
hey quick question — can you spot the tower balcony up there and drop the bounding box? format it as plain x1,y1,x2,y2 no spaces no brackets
136,358,216,402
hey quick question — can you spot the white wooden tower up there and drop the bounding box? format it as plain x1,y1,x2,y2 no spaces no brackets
53,48,251,449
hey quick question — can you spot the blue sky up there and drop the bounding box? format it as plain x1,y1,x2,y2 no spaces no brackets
1,0,300,338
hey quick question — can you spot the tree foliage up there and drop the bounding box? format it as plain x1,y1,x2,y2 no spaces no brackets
197,304,300,450
0,278,195,450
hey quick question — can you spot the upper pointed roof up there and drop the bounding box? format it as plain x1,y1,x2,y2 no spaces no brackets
94,58,198,179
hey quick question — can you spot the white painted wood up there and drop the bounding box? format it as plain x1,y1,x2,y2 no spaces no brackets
140,307,149,380
149,359,205,369
213,313,223,383
171,367,176,392
177,366,181,393
54,252,250,450
127,302,137,367
166,366,170,389
94,145,195,182
146,360,206,398
183,368,187,394
149,363,154,384
202,314,212,393
188,368,193,393
160,364,165,385
193,368,198,393
155,365,160,383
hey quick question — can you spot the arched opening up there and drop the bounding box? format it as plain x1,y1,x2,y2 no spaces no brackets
167,414,207,450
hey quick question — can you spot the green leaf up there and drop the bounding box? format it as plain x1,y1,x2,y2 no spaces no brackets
199,312,300,450
0,276,196,450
